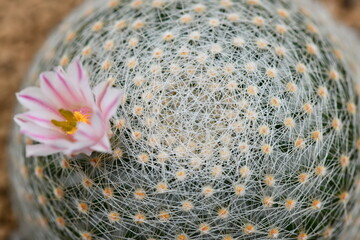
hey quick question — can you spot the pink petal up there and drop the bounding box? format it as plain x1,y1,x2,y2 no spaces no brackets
64,142,94,156
17,121,67,143
15,110,60,129
14,114,28,125
66,58,95,107
74,110,106,143
71,110,112,155
16,87,60,116
93,81,110,107
79,149,93,156
90,134,112,153
94,81,123,120
40,71,79,109
55,68,81,102
26,144,65,157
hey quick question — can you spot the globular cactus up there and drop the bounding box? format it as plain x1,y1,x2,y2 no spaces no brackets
9,0,360,239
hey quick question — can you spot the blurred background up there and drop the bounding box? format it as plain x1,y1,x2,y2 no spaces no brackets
0,0,359,239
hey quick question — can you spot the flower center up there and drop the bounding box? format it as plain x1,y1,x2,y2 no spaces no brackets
52,108,91,135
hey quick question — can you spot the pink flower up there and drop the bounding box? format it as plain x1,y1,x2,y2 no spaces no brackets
14,58,123,157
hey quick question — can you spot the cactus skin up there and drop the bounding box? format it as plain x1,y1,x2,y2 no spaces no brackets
9,0,360,239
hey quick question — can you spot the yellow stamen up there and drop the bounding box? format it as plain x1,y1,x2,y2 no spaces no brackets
52,109,91,135
74,111,91,124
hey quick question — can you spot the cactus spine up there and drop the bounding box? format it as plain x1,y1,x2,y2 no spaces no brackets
10,0,360,239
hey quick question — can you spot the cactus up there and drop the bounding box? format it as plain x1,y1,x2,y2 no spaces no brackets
9,0,360,239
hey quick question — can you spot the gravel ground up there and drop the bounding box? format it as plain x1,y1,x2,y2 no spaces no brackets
0,0,358,239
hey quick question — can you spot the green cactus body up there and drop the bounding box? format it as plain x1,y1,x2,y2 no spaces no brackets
9,0,360,239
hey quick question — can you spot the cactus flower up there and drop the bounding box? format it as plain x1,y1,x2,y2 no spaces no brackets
14,58,122,157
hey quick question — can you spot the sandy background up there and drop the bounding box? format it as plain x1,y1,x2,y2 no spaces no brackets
0,0,359,239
